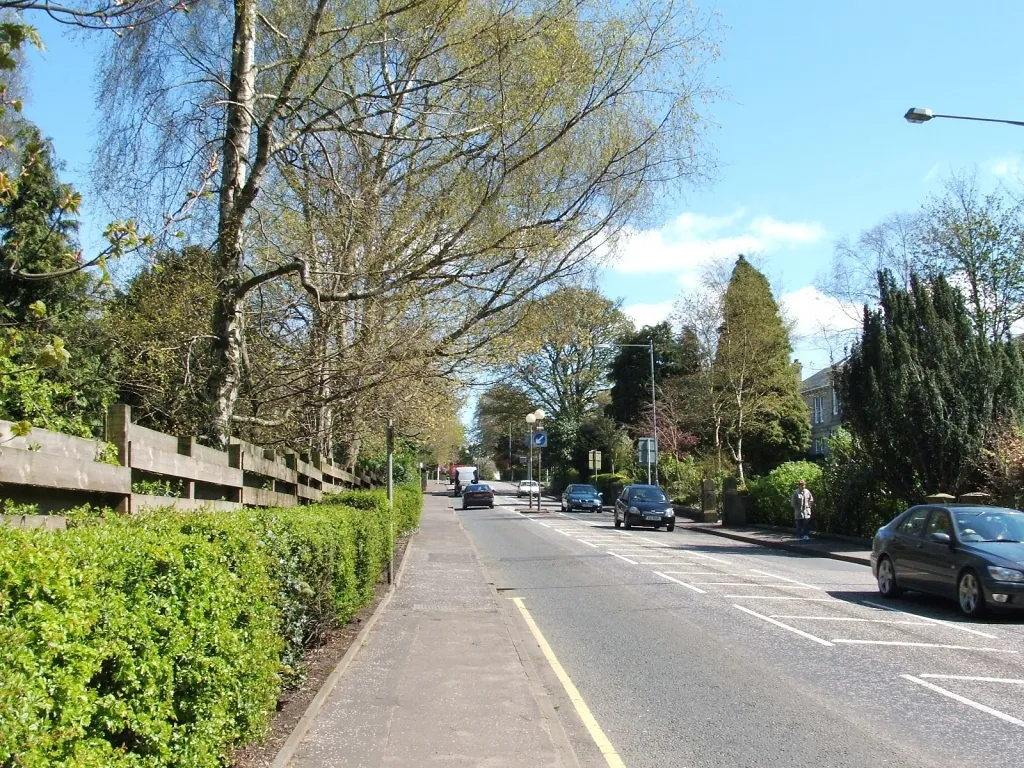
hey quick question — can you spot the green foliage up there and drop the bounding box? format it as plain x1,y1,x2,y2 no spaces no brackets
747,461,823,527
607,322,692,427
841,271,1024,503
131,478,183,498
94,441,121,466
549,467,580,495
815,429,902,538
716,256,809,478
659,455,703,505
0,497,38,515
591,472,632,500
0,494,421,765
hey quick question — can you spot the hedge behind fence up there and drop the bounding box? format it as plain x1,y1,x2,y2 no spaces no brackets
0,488,423,767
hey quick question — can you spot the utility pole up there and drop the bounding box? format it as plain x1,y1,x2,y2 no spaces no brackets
386,419,394,584
508,423,513,481
649,338,658,486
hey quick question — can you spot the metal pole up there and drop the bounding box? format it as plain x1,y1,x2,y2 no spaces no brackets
528,424,534,510
650,339,658,486
508,423,513,482
386,419,395,584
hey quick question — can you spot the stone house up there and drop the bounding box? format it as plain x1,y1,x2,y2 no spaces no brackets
800,364,842,456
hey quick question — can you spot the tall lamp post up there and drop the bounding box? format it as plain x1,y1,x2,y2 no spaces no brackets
525,408,545,510
603,340,658,485
904,107,1024,128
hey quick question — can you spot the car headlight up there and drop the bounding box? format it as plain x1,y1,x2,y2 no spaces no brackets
986,566,1024,583
628,506,639,515
664,508,674,517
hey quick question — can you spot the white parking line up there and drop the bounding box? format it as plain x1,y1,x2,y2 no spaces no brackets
609,552,637,565
919,674,1024,685
748,569,823,590
578,539,599,548
690,552,731,565
902,675,1024,728
654,572,707,593
769,616,933,626
834,640,1018,653
661,571,726,576
733,605,834,647
692,583,818,588
725,595,835,601
860,600,999,640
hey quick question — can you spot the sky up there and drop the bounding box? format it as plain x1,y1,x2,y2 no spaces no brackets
19,1,1024,378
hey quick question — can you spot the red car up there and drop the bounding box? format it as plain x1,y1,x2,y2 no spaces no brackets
461,483,495,509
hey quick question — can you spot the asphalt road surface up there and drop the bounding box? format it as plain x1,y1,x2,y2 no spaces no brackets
455,481,1024,768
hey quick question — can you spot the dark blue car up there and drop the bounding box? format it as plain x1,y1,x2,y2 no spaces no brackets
871,505,1024,617
561,484,603,512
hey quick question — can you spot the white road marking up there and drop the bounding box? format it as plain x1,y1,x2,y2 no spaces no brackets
578,539,599,548
769,616,932,626
733,604,834,647
654,571,707,593
690,552,731,565
860,600,999,640
725,595,835,601
692,583,818,588
919,674,1024,685
834,640,1017,653
748,569,823,590
902,675,1024,728
660,571,729,576
609,552,637,565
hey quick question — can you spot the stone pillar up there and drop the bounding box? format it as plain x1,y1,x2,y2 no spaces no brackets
104,403,131,467
701,478,719,523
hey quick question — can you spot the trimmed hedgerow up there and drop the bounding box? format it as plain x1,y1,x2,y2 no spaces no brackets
0,492,424,767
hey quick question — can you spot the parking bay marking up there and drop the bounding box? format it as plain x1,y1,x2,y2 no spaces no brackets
902,674,1024,729
834,639,1018,653
861,599,999,640
654,571,707,593
748,569,823,590
770,616,933,626
919,674,1024,684
733,604,834,647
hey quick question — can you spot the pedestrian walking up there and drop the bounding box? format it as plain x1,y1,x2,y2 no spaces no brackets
791,479,813,540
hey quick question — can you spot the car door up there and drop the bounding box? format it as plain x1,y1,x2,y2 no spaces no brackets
889,507,931,588
616,489,628,521
918,509,958,596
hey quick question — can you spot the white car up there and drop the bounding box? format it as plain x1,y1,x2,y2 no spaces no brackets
517,480,540,498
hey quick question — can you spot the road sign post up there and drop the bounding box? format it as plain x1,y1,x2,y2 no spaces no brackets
638,437,656,485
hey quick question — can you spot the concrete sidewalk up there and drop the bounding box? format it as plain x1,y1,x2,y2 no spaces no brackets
685,523,873,566
285,485,575,768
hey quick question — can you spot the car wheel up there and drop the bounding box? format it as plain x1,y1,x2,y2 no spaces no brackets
666,522,675,532
462,504,468,510
876,557,903,598
489,503,494,509
623,517,632,530
614,516,621,529
957,569,986,618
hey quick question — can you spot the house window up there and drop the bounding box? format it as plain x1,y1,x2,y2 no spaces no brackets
831,386,839,417
812,395,824,424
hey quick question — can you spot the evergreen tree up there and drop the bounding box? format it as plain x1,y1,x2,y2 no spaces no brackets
840,270,1024,502
606,322,690,427
715,255,808,481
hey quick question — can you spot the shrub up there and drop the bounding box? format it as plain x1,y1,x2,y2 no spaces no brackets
816,430,902,538
746,461,824,527
0,490,424,767
659,455,702,505
591,472,632,500
549,468,580,495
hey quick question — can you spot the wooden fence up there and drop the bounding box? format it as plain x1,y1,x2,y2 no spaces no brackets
0,404,381,526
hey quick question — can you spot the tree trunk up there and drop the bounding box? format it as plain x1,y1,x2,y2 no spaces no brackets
207,0,257,447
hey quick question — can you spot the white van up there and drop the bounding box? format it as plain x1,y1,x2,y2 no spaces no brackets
453,466,478,496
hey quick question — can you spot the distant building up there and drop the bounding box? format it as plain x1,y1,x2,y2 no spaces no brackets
800,364,843,456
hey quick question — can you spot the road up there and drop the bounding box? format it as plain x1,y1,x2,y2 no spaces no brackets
455,481,1024,768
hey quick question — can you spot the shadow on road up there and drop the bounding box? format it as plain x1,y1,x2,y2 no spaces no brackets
825,589,1024,626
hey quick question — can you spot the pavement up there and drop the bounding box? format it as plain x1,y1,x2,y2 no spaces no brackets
287,481,1024,768
684,523,874,565
285,483,577,767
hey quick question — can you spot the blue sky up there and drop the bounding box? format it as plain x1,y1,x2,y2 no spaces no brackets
20,2,1024,375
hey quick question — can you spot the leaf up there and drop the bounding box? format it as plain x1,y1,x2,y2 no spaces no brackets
27,300,46,318
11,420,32,437
34,336,71,369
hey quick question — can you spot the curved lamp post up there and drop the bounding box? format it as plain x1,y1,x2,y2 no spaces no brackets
904,107,1024,128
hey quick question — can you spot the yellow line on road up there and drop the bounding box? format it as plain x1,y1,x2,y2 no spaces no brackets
512,597,626,768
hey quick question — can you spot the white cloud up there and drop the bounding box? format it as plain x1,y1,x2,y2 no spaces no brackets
612,208,826,280
780,286,861,375
923,162,943,183
988,155,1022,178
622,300,675,328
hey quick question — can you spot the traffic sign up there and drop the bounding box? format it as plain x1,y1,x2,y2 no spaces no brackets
638,437,656,465
588,450,602,470
532,431,548,448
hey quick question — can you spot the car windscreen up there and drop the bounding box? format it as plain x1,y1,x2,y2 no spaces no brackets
567,485,598,495
954,510,1024,542
629,488,667,503
465,484,490,492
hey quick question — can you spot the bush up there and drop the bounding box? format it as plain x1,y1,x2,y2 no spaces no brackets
659,455,702,505
591,472,632,500
549,468,580,495
816,430,902,538
0,491,424,767
747,461,824,528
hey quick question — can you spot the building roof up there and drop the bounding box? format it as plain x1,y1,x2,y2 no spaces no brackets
800,365,839,394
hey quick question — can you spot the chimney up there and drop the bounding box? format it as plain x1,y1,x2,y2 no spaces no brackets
793,358,803,381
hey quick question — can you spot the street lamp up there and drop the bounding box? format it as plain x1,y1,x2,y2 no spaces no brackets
904,107,1024,128
525,409,545,510
602,340,658,485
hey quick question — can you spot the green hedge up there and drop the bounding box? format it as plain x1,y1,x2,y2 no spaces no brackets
325,485,423,538
591,472,632,501
746,461,824,528
0,491,424,767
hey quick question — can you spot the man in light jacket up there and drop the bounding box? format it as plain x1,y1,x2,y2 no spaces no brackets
791,479,813,540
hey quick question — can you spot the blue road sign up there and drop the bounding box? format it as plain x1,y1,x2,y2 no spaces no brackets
532,431,548,448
